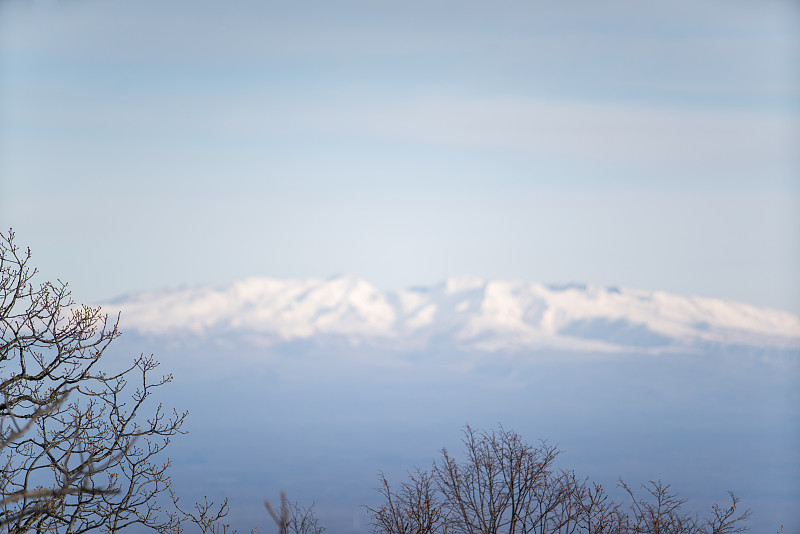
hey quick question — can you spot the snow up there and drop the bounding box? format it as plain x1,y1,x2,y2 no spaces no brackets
105,276,800,352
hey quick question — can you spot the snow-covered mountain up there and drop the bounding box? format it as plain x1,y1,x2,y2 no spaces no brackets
105,276,800,353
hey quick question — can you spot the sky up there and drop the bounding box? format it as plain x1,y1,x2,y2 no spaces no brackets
1,0,799,314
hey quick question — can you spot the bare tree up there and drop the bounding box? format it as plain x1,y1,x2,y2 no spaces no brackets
703,493,750,534
618,480,699,534
575,481,626,534
265,492,325,534
0,229,187,532
369,425,751,534
434,425,582,534
368,469,450,534
618,481,751,534
172,494,239,534
284,501,324,534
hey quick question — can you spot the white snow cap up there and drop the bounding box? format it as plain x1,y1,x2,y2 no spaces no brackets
106,276,800,353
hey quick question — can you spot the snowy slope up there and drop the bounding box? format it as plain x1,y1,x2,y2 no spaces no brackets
105,276,800,353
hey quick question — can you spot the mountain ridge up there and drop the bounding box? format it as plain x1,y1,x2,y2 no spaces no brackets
104,275,800,353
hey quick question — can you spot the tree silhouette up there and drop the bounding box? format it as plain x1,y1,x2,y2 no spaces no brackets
368,425,751,534
0,229,186,532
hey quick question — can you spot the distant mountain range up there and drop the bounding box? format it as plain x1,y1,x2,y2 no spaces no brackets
105,276,800,354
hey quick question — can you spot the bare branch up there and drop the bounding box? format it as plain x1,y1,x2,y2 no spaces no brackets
1,229,185,533
368,425,752,534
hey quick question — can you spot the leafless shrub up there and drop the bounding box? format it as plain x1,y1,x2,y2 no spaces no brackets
369,425,751,534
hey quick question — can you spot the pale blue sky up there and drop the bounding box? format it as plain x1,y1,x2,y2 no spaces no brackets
1,0,799,313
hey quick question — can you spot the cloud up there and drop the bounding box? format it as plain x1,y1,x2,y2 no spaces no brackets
298,94,798,179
